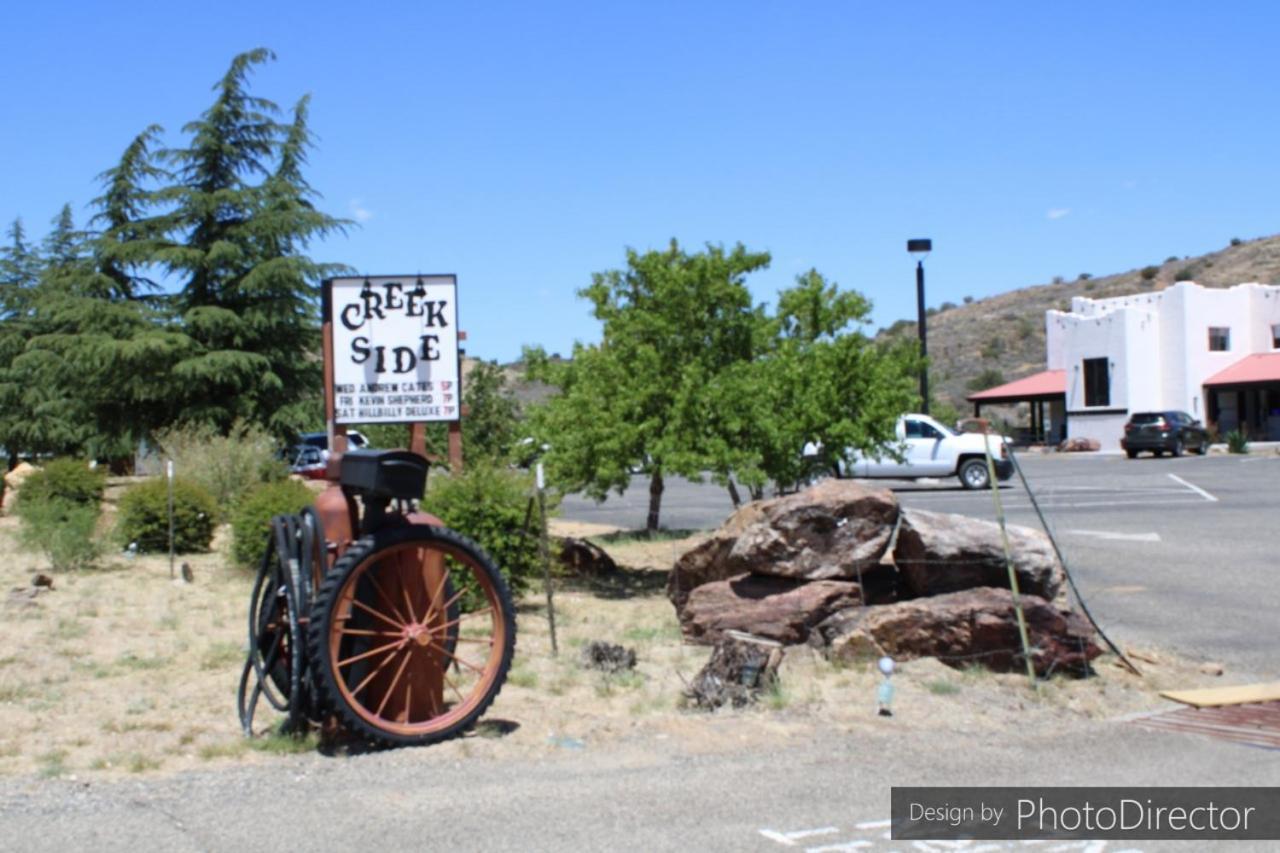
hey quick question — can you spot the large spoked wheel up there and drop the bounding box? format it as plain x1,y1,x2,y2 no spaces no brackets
309,525,515,748
958,458,990,490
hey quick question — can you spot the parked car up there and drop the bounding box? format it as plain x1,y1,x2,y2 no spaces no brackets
1121,411,1209,458
286,430,370,479
289,444,329,480
298,430,368,452
824,414,1014,490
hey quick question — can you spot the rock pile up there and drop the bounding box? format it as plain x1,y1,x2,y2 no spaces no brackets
667,479,1100,676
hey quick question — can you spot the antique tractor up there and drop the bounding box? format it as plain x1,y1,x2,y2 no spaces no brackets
238,449,515,747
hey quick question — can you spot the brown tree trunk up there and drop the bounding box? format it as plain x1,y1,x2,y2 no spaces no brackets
726,479,741,508
646,468,664,532
749,483,765,501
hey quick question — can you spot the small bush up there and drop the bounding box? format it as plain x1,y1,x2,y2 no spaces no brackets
18,499,101,571
963,295,974,305
1077,273,1091,281
17,459,105,511
1174,266,1197,282
1226,430,1249,454
231,479,315,568
156,421,287,519
1139,265,1159,281
425,463,556,597
980,336,1005,360
116,478,218,554
1230,237,1243,247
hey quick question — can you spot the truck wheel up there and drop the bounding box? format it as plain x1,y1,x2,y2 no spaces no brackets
958,459,990,490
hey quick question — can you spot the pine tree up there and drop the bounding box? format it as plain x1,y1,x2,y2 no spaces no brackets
157,49,346,433
91,124,169,300
0,220,44,467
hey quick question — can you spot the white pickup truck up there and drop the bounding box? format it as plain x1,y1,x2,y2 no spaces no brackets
829,414,1013,490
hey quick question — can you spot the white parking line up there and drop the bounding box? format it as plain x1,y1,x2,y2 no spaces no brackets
1166,473,1218,502
1063,530,1161,543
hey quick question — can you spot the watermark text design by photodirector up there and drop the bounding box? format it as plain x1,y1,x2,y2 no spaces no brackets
892,787,1280,841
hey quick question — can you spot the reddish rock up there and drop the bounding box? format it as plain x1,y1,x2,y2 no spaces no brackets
1058,437,1101,452
557,537,618,577
680,573,862,646
893,508,1064,601
815,587,1101,676
668,479,898,612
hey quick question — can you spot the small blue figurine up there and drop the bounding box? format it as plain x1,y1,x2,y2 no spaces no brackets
877,655,895,717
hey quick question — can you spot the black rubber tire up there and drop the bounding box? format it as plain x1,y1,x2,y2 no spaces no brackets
1125,449,1139,459
1172,438,1184,458
958,458,990,490
1154,450,1164,457
308,525,515,749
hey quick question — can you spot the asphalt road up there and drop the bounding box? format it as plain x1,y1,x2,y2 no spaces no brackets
563,452,1280,678
2,719,1275,853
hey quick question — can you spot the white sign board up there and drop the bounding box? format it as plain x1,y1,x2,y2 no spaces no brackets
325,275,460,424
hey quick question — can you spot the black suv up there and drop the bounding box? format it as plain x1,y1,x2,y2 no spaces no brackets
1121,411,1209,458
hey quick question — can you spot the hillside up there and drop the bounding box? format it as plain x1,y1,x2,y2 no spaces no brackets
882,234,1280,413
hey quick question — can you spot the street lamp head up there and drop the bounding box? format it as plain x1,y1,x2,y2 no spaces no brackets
907,238,932,259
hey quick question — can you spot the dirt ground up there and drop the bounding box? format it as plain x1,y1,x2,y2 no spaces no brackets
0,513,1230,780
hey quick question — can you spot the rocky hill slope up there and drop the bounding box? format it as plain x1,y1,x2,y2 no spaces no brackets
882,234,1280,413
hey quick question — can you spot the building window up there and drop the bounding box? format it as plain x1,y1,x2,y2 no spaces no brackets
1083,357,1110,407
1208,326,1231,351
1272,323,1280,349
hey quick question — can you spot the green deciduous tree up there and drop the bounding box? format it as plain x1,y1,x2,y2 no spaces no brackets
528,251,920,529
527,240,770,531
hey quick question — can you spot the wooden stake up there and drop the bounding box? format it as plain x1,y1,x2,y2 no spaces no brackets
983,430,1038,688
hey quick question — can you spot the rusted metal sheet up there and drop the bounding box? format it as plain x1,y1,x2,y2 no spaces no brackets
1132,701,1280,749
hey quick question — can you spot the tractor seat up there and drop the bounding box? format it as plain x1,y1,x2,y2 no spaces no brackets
339,449,429,500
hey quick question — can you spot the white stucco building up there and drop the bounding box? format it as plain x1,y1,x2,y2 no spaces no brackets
970,281,1280,450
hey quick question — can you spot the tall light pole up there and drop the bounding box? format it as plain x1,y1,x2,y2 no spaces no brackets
907,239,932,414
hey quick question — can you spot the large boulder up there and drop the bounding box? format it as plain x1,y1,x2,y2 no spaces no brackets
814,587,1101,676
1,462,38,516
668,479,898,611
893,508,1064,601
680,573,862,646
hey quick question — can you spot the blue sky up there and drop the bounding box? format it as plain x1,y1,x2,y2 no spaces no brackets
4,1,1278,362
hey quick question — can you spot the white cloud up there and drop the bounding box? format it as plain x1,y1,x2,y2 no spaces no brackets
1046,207,1071,220
349,198,374,223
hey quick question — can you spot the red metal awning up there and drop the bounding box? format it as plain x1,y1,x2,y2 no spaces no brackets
1203,352,1280,386
966,369,1066,403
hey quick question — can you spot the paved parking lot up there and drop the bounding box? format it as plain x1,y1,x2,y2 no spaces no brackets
560,453,1280,676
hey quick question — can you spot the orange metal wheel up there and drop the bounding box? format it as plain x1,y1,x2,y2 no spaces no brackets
308,525,515,747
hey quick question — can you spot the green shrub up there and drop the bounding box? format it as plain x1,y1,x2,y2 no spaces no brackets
424,463,556,597
116,478,218,554
231,479,316,568
18,499,101,571
1174,266,1197,282
1139,265,1159,281
156,421,287,519
1226,429,1249,454
17,459,106,512
966,368,1006,392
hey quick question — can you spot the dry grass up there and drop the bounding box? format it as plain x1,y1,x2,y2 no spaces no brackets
0,514,1223,778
